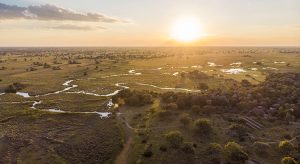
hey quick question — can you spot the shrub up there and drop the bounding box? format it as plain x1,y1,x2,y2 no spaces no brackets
253,141,271,155
43,63,51,68
228,124,248,140
224,142,248,163
198,83,209,90
207,143,223,163
157,110,172,119
194,118,213,135
181,142,194,154
165,103,178,110
179,113,192,127
241,79,251,87
4,85,17,93
191,105,201,114
142,144,153,157
281,156,298,164
279,141,294,155
159,145,167,152
115,90,153,106
4,82,25,93
165,131,183,148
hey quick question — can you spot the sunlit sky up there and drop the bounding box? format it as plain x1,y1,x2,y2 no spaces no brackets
0,0,299,46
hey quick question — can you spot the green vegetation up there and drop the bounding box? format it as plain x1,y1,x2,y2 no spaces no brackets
282,157,298,164
224,142,248,163
194,118,213,135
279,141,294,155
165,131,184,148
0,47,299,163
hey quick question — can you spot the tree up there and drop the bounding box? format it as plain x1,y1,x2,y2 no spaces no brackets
194,118,213,135
165,131,183,148
279,141,294,155
207,143,223,163
281,156,298,164
224,142,248,163
179,113,192,127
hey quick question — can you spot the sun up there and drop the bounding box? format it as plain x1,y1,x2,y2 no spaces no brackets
171,17,203,42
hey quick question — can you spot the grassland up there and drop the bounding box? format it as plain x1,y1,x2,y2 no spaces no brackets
0,47,299,163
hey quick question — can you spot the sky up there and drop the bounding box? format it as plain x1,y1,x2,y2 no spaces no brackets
0,0,299,47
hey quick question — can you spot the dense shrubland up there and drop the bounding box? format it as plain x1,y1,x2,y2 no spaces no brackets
159,73,300,121
112,89,154,106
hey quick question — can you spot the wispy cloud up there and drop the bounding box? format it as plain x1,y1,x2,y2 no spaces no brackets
0,3,124,23
47,24,106,30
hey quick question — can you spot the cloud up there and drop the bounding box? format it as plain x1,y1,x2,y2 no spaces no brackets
0,3,124,23
47,24,106,30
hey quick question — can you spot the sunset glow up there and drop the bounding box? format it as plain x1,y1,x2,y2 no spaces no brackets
171,18,204,42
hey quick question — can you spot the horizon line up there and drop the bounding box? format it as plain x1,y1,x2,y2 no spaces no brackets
0,45,300,48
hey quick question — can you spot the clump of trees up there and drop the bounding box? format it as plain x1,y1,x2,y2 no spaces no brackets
112,89,154,106
26,67,37,71
4,82,25,93
159,73,300,121
52,66,61,70
68,60,81,64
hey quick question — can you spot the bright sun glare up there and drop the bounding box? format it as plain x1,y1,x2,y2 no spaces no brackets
171,18,203,42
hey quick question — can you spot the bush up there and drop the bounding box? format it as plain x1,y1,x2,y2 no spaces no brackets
279,141,294,155
165,131,183,148
179,113,192,127
198,83,209,90
194,118,213,135
142,144,153,157
224,142,248,163
4,85,17,93
191,105,201,114
157,110,172,119
253,141,271,156
281,156,298,164
165,103,178,110
207,143,223,163
43,63,51,68
4,82,25,93
228,124,248,140
181,142,194,154
115,90,153,106
159,145,167,152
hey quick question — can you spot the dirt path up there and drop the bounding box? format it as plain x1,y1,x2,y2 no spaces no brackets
114,115,134,164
